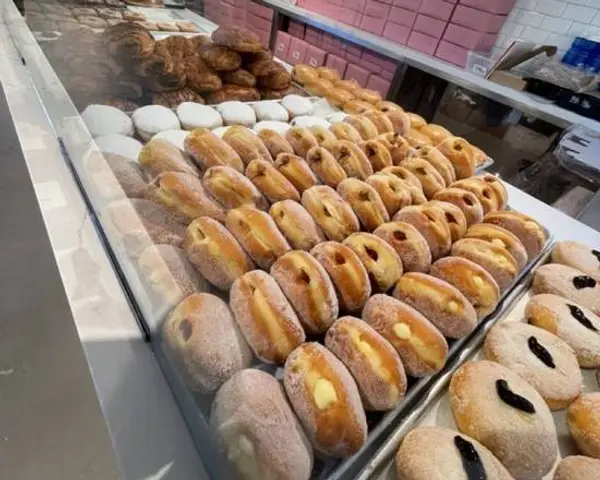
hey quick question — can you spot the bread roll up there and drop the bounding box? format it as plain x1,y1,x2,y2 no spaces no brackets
401,156,446,199
393,204,452,260
437,137,475,179
210,369,313,480
465,223,528,271
139,138,200,177
270,200,325,251
203,165,268,210
433,187,484,227
332,140,374,180
309,125,338,152
344,115,379,140
306,146,347,188
330,121,363,143
274,153,319,193
418,124,452,145
162,293,252,393
451,178,502,214
184,128,244,172
366,173,412,217
414,145,456,186
222,125,272,165
246,159,300,203
362,294,448,376
554,456,600,480
483,211,546,261
337,178,390,231
568,394,600,457
373,221,432,273
552,240,600,282
360,139,393,172
257,129,294,158
362,110,394,135
378,133,413,165
325,316,407,411
427,200,467,242
283,343,367,457
285,126,319,158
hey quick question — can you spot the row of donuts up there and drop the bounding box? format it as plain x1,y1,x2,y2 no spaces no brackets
394,240,600,480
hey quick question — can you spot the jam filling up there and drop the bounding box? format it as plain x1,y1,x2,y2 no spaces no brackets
496,379,535,413
527,336,555,368
454,436,487,480
572,275,596,289
567,304,599,332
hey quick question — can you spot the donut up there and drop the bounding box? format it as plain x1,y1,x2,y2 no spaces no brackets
292,64,319,84
476,173,508,209
393,204,452,260
210,369,313,480
343,232,404,293
404,129,433,148
139,138,200,178
378,133,413,165
471,145,488,166
222,125,272,165
184,128,244,172
427,200,467,242
306,146,347,188
337,178,390,231
285,126,319,158
378,101,403,114
325,316,407,411
356,88,382,105
373,221,432,273
380,166,427,205
343,115,379,140
532,263,600,316
362,110,394,135
145,171,226,224
483,211,547,261
282,95,314,117
301,185,360,242
270,251,339,334
567,393,600,458
343,99,375,115
359,139,393,172
437,137,475,179
465,223,528,271
317,66,341,82
229,271,305,363
552,240,600,282
308,125,338,152
310,241,371,313
450,178,502,214
384,110,411,136
395,426,514,480
269,200,325,251
362,294,448,377
203,165,268,210
393,272,477,339
226,206,291,270
245,159,300,203
331,140,375,180
283,343,367,457
274,153,319,193
433,187,484,227
413,145,456,186
326,89,356,108
525,293,600,368
330,122,363,143
449,360,558,479
554,456,600,480
162,293,252,393
257,129,294,158
366,173,412,217
418,124,452,145
401,157,446,199
407,112,426,129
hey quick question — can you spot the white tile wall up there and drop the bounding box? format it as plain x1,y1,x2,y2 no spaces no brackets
494,0,600,54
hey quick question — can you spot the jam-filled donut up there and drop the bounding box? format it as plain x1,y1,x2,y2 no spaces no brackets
269,200,326,251
246,159,300,203
414,145,456,186
401,157,446,199
330,121,363,143
360,139,393,172
476,173,508,209
567,392,600,459
552,240,600,282
366,173,412,217
380,165,427,205
285,126,319,158
554,456,600,480
306,146,347,188
203,165,268,210
378,133,413,165
309,125,338,152
427,200,467,243
373,221,432,273
393,204,452,260
450,177,502,214
437,137,475,179
362,110,395,135
332,140,374,180
483,211,547,261
257,128,295,158
274,153,319,193
337,178,390,232
465,223,528,271
343,115,379,140
418,123,452,145
433,187,484,227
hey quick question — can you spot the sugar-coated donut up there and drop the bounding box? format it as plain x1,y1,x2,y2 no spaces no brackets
308,125,338,152
395,426,514,480
476,173,508,209
366,173,412,217
246,159,300,203
484,322,582,410
393,272,478,339
343,232,404,293
226,206,291,270
306,146,347,188
554,456,600,480
418,123,452,145
378,133,414,166
532,263,600,316
430,256,499,320
401,157,446,199
437,137,475,179
292,64,319,84
337,178,390,232
414,145,456,186
342,99,374,115
274,153,319,193
283,343,367,457
229,270,305,364
325,316,407,411
483,211,547,261
310,241,371,313
407,112,426,129
449,360,558,479
330,121,363,144
552,240,600,282
203,165,268,210
257,128,295,158
344,115,379,140
270,251,339,334
378,101,403,114
525,293,600,368
464,224,526,272
139,138,200,178
362,294,448,377
222,125,272,166
384,110,411,136
373,221,432,273
451,238,518,292
360,139,393,172
326,89,355,108
210,369,313,480
162,293,252,393
184,128,244,172
404,129,433,148
362,110,394,135
393,204,452,260
450,178,502,214
567,393,600,459
380,166,427,205
318,66,341,82
332,140,374,180
301,185,360,242
285,126,319,158
427,200,467,242
433,187,484,227
270,200,325,251
356,88,382,105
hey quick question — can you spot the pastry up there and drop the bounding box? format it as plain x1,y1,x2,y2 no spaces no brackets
201,45,241,71
282,95,314,118
257,64,292,90
253,102,289,123
430,257,500,320
147,171,227,224
378,101,403,113
301,185,360,242
132,105,180,141
270,251,339,334
162,293,252,393
205,85,260,104
176,20,198,33
308,125,338,152
153,89,204,109
373,221,432,273
257,129,294,158
216,101,257,127
274,153,318,193
292,64,319,84
210,369,313,480
222,125,272,165
304,78,334,97
337,178,389,231
567,393,600,458
343,232,403,293
93,134,142,162
362,294,448,377
356,88,382,105
433,187,484,227
484,322,582,410
325,89,355,109
335,79,361,96
330,121,363,144
270,200,325,251
138,138,199,178
150,130,188,152
176,103,222,130
414,146,456,186
396,426,514,480
246,50,276,76
221,68,257,88
226,206,291,270
407,112,426,129
85,152,148,202
449,360,558,480
306,146,347,188
360,139,393,172
465,224,528,271
332,140,374,181
427,200,467,243
230,271,305,364
362,111,394,136
310,241,371,312
378,133,413,165
393,272,477,338
184,56,223,93
366,173,411,217
384,110,411,136
418,124,452,145
483,211,546,261
81,104,133,138
552,240,600,282
246,159,300,203
532,264,600,316
325,316,407,411
404,129,433,148
343,115,379,140
203,166,268,210
400,157,446,199
104,22,154,60
451,238,518,292
290,116,331,130
554,456,600,480
451,178,502,214
211,25,263,53
184,128,244,172
317,66,340,82
437,137,475,179
393,205,452,260
285,127,319,159
380,166,427,205
476,173,508,209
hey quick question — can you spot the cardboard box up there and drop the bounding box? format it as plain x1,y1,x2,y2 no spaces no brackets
435,40,468,66
451,5,506,33
392,0,421,11
305,45,327,67
325,54,349,77
443,23,497,50
275,31,292,59
407,30,440,55
288,38,308,65
389,6,417,28
458,0,515,15
248,2,274,19
364,0,391,18
413,14,447,38
418,0,455,21
383,21,410,44
360,15,386,35
345,64,370,86
343,0,366,11
367,75,391,96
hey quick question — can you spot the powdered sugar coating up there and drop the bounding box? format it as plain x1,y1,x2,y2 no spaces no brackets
153,130,190,151
372,221,432,273
567,392,600,459
85,152,148,201
223,125,273,165
282,95,314,117
337,178,390,232
176,102,222,130
552,240,600,282
269,200,326,251
82,104,134,137
393,205,451,261
138,138,199,178
483,211,546,261
216,101,256,127
554,456,600,480
203,166,268,211
433,187,484,227
252,102,289,123
132,105,180,141
253,121,291,135
94,134,142,161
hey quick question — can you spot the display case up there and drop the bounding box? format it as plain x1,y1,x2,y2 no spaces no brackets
3,0,600,479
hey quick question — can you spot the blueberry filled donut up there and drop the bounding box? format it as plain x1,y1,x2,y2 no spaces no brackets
552,240,600,282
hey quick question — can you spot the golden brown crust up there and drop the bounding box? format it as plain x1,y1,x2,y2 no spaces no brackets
330,122,363,143
360,139,393,172
337,178,390,232
366,173,412,217
344,115,379,140
203,165,268,210
432,187,484,227
437,137,475,179
285,127,319,159
483,211,547,261
308,126,338,152
362,110,394,135
343,99,376,115
393,204,452,260
404,129,434,148
257,64,292,90
270,200,326,251
377,133,414,165
378,101,403,114
274,153,319,193
326,89,356,108
303,78,334,97
221,68,257,87
332,140,374,180
184,128,244,172
384,110,411,136
407,112,426,129
414,146,456,186
205,85,260,104
427,200,467,243
257,129,295,158
356,88,382,105
380,165,423,190
211,25,263,53
139,138,200,178
306,146,347,188
222,125,273,165
450,178,502,214
245,159,300,203
567,392,600,458
373,221,432,273
418,124,452,145
292,64,319,85
476,173,508,209
317,66,341,82
465,223,528,271
401,157,446,199
201,45,242,71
